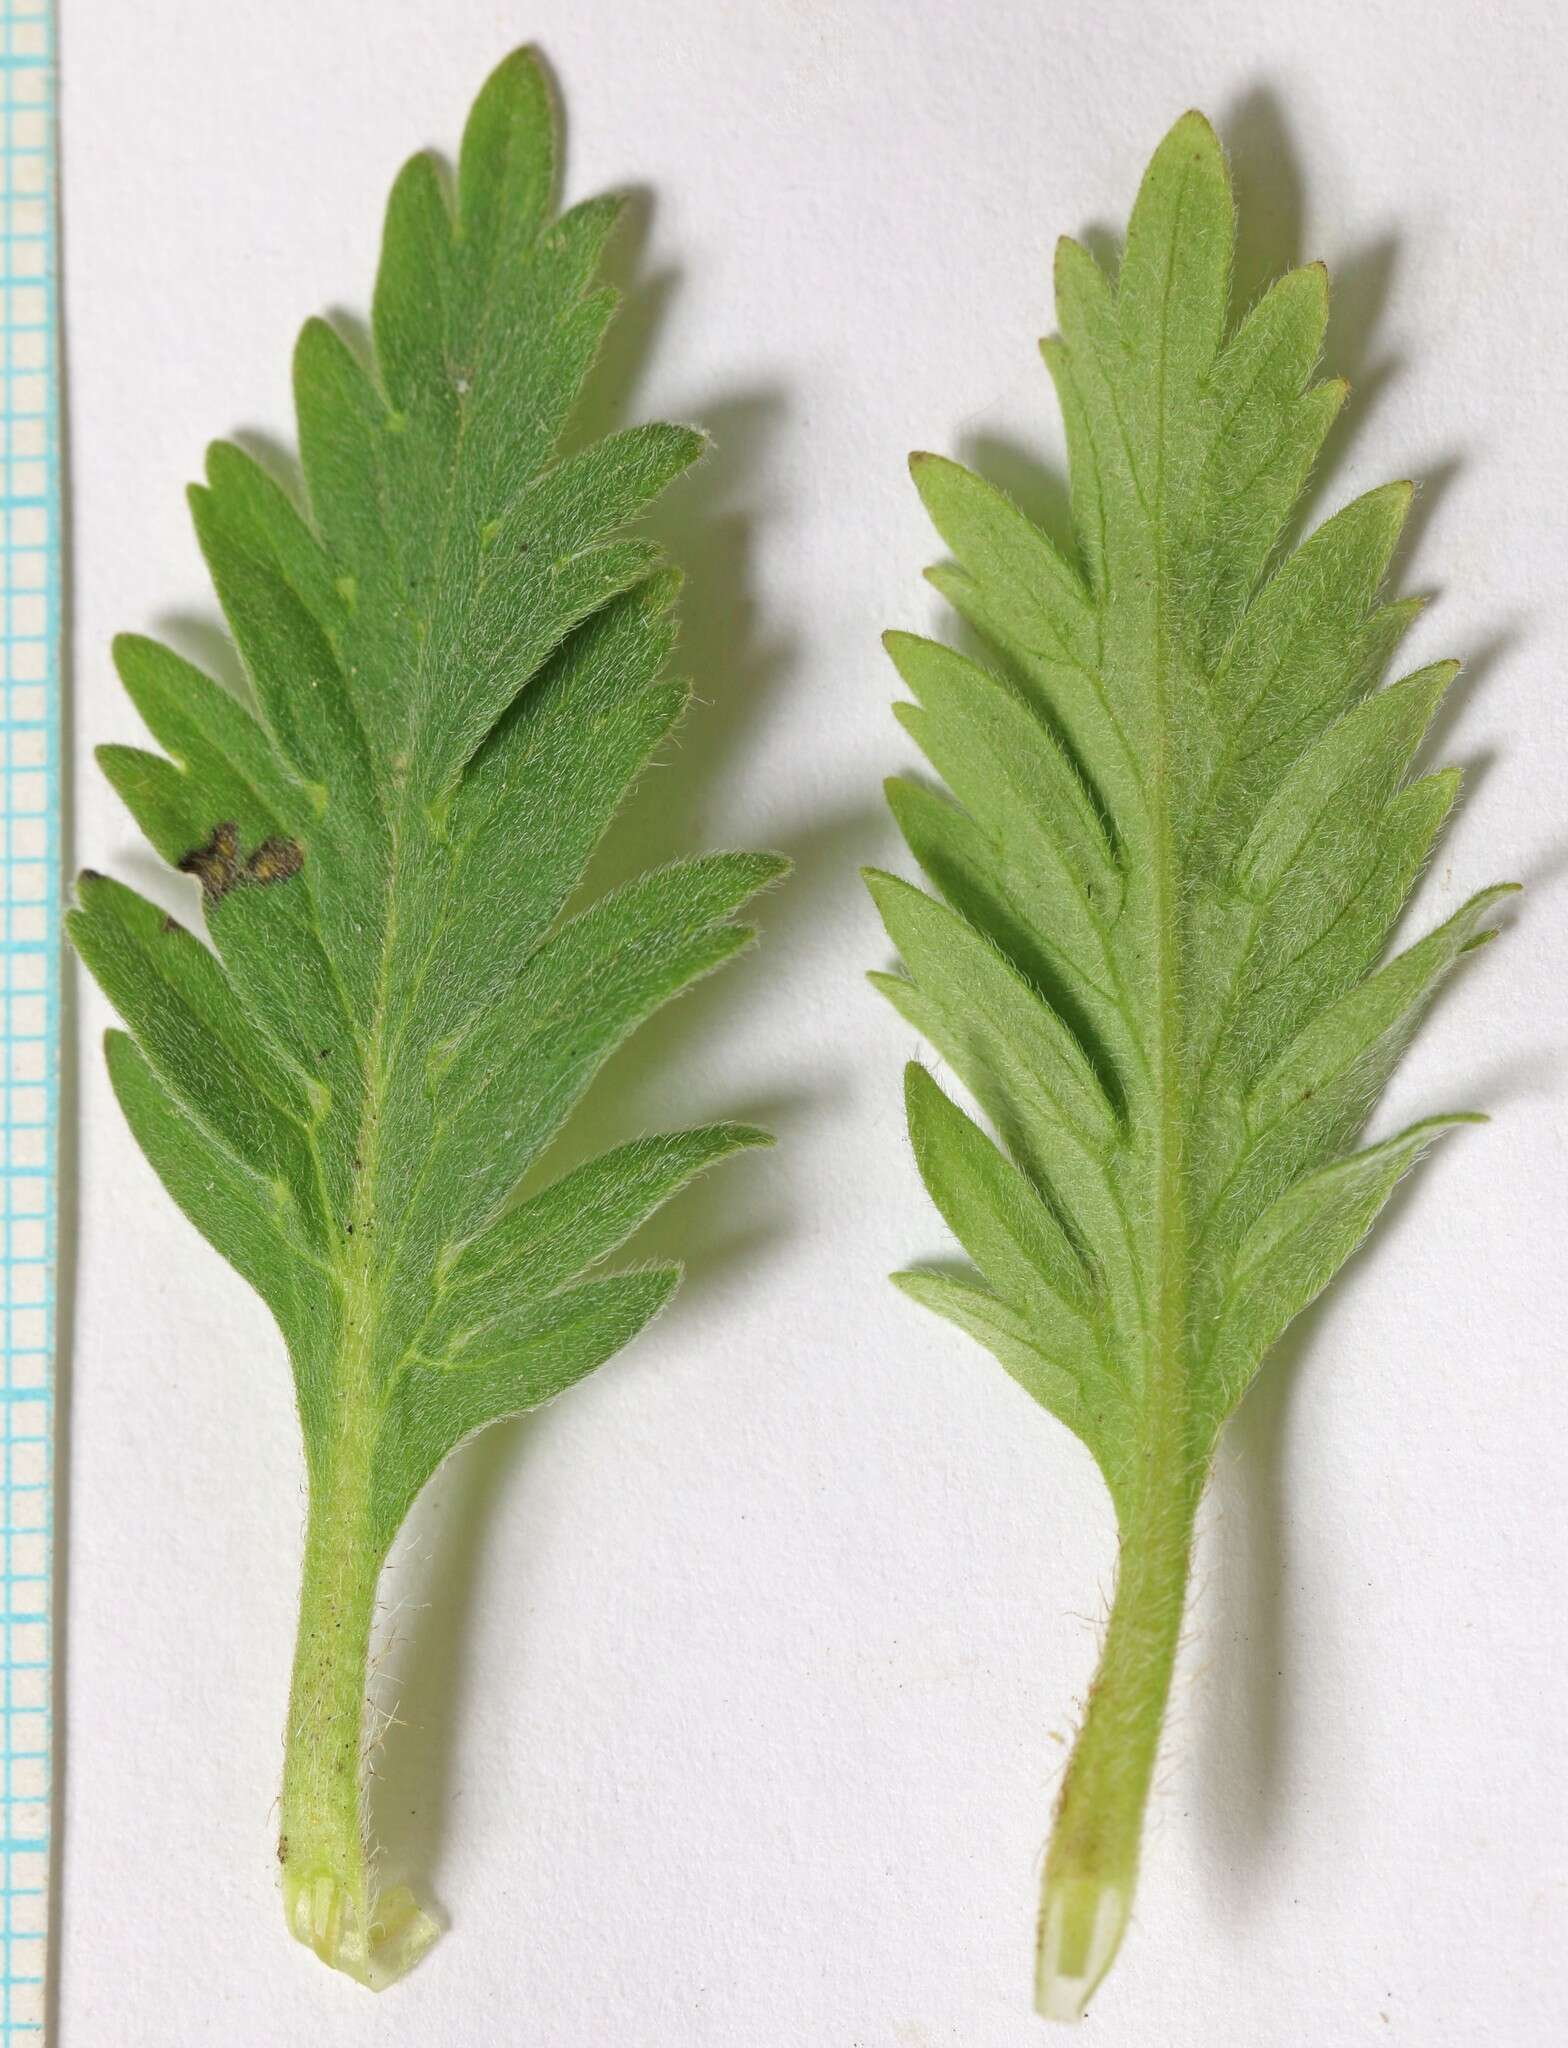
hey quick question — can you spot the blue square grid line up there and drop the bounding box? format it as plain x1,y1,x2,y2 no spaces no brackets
0,1,54,2038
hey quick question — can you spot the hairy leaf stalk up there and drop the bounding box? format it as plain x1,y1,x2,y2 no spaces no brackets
278,1433,425,1985
278,1095,414,1980
1037,1454,1203,2017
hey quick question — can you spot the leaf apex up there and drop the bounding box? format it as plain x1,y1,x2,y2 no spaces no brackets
110,629,154,673
202,437,242,485
744,850,792,892
1172,107,1220,139
1415,1109,1487,1134
488,42,549,83
1292,258,1332,312
1452,881,1523,954
469,44,556,137
641,563,685,612
718,1123,776,1152
669,423,711,466
1148,108,1227,183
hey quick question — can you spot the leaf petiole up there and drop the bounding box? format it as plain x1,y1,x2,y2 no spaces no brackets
278,1438,434,1986
1036,1457,1204,2018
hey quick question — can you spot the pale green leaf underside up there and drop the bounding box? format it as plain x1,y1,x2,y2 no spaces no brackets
74,49,783,1533
873,111,1512,1514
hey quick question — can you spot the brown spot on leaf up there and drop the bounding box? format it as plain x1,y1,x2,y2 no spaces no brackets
178,823,305,903
178,821,241,901
246,835,305,887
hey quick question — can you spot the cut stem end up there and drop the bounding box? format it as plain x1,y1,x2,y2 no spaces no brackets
283,1866,440,1990
1035,1872,1130,2022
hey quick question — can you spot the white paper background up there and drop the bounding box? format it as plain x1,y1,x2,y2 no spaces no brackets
57,0,1568,2040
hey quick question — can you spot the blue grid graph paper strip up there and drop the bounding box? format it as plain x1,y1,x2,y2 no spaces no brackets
0,0,55,2037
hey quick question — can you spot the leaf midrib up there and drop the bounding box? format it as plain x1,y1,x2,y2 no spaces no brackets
305,169,522,1443
1141,155,1198,1494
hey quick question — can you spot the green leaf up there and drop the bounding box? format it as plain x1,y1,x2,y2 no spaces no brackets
375,1267,681,1549
103,1031,336,1427
69,873,319,1212
432,1123,771,1333
903,1062,1095,1319
1230,660,1455,902
73,49,784,1987
891,1267,1129,1504
871,109,1512,2018
1201,1115,1481,1421
865,868,1121,1154
1249,886,1515,1139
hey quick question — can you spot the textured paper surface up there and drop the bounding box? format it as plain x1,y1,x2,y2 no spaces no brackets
59,0,1568,2040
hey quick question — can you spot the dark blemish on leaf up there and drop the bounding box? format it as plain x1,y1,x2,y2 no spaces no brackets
79,868,104,884
246,836,305,887
277,1834,289,1866
178,821,241,901
178,823,305,902
160,915,179,934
